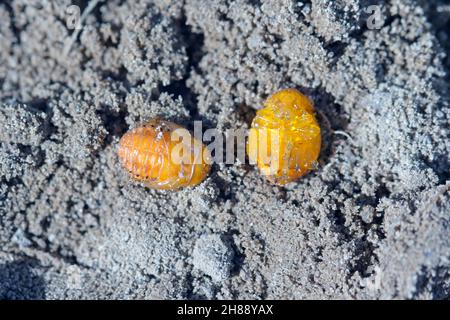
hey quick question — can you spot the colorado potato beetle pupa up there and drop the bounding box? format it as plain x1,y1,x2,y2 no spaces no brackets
118,119,211,190
247,88,321,185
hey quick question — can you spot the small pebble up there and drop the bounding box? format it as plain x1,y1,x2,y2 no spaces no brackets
192,234,235,282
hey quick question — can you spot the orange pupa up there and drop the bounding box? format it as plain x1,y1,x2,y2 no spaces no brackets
247,88,321,185
118,119,211,190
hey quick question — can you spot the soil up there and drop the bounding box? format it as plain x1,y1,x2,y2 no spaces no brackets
0,0,449,299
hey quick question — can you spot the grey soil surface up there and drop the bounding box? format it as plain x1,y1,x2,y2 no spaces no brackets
0,0,449,299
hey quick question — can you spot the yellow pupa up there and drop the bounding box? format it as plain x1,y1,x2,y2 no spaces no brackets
247,88,321,185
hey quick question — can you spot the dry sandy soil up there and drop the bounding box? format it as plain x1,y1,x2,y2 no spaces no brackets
0,0,449,299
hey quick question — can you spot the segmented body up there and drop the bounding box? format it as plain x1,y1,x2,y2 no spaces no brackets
247,88,321,185
118,119,211,190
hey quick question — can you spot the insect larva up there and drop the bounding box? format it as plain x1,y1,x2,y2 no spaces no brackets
118,119,211,190
247,88,321,185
